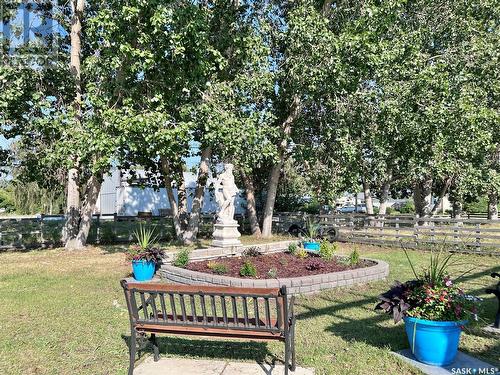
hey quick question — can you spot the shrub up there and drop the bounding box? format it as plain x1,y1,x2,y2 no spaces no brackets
242,246,261,257
207,261,228,275
267,268,278,278
319,240,336,261
240,260,258,277
348,248,360,266
288,242,298,255
399,200,415,214
100,224,117,244
173,248,190,268
296,248,308,259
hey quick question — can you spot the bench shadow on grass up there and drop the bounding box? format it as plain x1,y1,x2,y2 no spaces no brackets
296,293,409,352
121,334,279,366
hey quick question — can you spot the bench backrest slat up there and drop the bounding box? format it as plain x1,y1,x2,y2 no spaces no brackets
179,294,187,322
253,297,260,328
243,296,249,327
159,293,167,322
121,279,287,335
264,298,271,329
231,296,238,327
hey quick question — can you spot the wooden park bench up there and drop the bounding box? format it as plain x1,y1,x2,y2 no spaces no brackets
121,279,296,375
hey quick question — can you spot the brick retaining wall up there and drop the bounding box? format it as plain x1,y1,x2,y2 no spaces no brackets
159,241,389,295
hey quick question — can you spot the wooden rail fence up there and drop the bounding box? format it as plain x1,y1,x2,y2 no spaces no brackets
272,213,500,255
1,212,499,253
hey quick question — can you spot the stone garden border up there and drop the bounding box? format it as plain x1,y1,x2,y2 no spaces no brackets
159,240,389,295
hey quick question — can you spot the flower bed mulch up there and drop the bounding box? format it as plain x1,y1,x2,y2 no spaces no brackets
185,252,373,279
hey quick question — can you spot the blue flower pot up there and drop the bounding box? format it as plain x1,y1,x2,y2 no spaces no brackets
132,260,156,281
404,317,467,366
303,241,320,251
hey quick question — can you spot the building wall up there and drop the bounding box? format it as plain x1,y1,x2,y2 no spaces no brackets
95,169,247,216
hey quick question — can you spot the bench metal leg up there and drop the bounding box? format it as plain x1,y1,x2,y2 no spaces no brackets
290,320,296,372
129,330,137,375
150,333,160,361
284,335,290,375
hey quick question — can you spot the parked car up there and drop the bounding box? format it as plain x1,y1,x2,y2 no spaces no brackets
356,204,367,213
338,205,355,213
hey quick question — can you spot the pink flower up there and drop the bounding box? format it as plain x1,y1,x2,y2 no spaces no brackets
444,278,452,287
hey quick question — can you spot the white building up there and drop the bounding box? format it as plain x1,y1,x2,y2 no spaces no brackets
95,169,247,216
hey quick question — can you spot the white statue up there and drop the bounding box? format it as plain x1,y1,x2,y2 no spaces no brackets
214,163,239,224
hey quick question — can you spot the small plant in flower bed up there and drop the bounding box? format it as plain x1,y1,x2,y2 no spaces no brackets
306,259,325,271
295,248,308,259
267,268,278,278
240,260,258,277
173,248,191,268
242,246,262,257
319,240,337,261
207,261,228,275
347,248,360,266
288,243,298,256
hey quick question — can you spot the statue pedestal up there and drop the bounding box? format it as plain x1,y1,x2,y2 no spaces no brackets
212,221,242,248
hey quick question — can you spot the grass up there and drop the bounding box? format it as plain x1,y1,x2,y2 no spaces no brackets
0,241,498,374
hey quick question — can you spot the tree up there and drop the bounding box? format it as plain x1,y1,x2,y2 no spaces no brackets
1,1,123,248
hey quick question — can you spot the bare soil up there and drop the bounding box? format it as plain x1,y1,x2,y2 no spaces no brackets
185,252,373,278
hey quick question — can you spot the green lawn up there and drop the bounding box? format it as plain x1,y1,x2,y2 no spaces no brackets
0,241,498,375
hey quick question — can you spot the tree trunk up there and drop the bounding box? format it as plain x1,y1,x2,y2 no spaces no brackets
362,179,374,215
66,173,102,249
261,95,301,237
414,178,433,218
160,157,183,240
378,180,391,216
241,170,261,237
488,191,499,220
184,147,212,244
430,176,452,215
64,0,84,249
452,200,463,226
64,167,80,247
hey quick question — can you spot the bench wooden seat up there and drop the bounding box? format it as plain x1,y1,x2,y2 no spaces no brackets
121,279,296,375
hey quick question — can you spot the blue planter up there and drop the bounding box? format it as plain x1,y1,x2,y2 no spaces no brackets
303,241,320,251
404,317,467,366
132,260,156,281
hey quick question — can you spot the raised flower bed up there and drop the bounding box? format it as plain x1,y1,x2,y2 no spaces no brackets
159,240,389,295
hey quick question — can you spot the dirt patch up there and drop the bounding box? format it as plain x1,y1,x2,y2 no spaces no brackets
185,252,373,278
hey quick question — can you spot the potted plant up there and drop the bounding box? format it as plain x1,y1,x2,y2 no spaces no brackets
127,224,164,281
303,219,321,251
376,247,479,366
